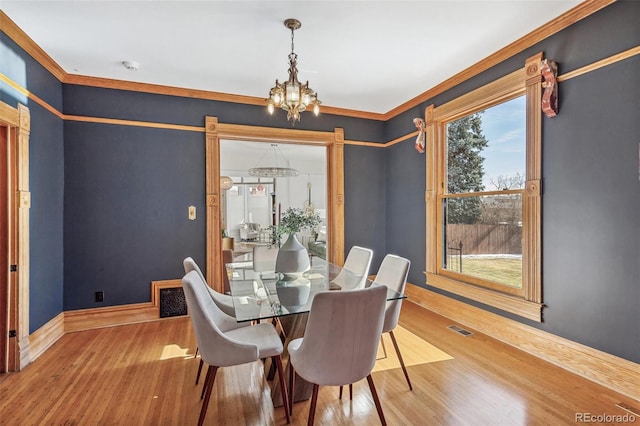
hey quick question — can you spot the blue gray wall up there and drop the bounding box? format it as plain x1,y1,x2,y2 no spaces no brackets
59,85,386,312
1,1,637,361
1,31,65,332
385,1,640,363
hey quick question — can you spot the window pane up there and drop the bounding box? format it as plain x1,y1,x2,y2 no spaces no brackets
447,97,526,195
443,194,523,288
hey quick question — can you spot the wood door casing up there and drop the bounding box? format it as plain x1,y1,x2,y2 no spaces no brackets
0,101,30,373
0,125,8,373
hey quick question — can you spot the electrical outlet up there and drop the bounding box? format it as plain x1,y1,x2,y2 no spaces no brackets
95,291,104,302
188,205,196,220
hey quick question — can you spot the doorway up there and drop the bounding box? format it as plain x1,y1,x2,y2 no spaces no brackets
0,122,9,374
0,101,30,374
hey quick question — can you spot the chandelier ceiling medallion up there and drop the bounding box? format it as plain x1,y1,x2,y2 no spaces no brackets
248,144,300,178
267,18,321,125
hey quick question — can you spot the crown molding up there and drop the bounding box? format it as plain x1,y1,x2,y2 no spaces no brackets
0,11,66,81
0,1,616,122
382,0,615,120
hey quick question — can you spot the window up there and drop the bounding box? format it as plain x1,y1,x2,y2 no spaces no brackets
443,97,525,295
425,54,543,321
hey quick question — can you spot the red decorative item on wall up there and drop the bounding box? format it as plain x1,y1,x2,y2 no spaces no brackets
541,59,559,118
413,118,426,153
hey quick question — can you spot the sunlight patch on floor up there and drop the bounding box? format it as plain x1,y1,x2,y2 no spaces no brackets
373,326,453,372
159,344,191,360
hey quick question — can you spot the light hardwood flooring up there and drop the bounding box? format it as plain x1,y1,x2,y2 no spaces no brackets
1,301,638,425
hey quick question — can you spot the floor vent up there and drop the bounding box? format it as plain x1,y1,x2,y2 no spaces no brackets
159,287,187,318
448,325,473,336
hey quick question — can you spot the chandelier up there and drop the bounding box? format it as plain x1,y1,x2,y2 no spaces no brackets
267,19,321,125
248,144,299,178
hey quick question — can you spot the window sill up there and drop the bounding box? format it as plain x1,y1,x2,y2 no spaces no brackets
425,272,542,322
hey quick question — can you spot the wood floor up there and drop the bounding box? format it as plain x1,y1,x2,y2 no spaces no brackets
1,301,638,425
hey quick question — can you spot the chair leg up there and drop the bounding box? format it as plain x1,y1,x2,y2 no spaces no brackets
388,330,413,391
198,365,218,426
195,358,204,385
366,374,386,426
273,355,291,423
307,383,319,426
338,383,353,400
288,363,295,415
201,366,212,400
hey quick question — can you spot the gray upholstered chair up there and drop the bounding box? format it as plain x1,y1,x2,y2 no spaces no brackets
375,254,413,390
183,257,235,317
330,245,373,290
183,257,248,385
182,270,290,425
287,285,387,425
340,254,412,400
240,222,260,241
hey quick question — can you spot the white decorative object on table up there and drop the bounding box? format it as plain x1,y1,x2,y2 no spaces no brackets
275,233,310,279
274,207,320,277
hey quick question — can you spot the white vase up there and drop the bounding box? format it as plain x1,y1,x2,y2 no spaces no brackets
275,233,310,279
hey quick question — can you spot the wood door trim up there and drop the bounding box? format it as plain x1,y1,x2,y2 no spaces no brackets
0,101,30,372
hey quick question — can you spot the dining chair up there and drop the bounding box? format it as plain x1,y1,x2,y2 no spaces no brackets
182,270,290,425
330,245,373,290
287,285,388,425
253,245,279,277
375,254,413,390
340,254,412,400
183,257,235,317
183,257,249,385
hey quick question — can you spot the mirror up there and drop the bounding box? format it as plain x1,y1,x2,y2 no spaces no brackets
220,140,327,252
205,118,345,293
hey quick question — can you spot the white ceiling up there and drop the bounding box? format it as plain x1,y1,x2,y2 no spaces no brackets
2,0,582,114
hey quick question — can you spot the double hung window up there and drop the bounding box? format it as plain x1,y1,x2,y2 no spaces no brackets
425,54,544,321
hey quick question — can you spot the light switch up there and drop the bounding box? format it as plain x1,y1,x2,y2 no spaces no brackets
188,205,196,220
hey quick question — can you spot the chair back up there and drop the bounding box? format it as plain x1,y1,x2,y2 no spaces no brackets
182,270,259,366
290,285,386,386
374,254,410,333
332,246,373,289
183,256,237,322
183,256,205,281
253,245,279,273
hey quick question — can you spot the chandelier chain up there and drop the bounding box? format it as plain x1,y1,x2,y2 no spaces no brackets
291,26,295,54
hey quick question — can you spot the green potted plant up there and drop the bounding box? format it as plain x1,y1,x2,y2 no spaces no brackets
274,207,321,278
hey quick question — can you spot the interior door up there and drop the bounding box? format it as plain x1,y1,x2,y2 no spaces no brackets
0,125,8,373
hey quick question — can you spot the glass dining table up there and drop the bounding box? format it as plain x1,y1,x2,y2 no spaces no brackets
225,254,406,407
226,255,405,323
